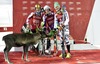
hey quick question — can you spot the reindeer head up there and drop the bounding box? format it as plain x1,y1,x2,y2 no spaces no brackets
35,28,57,39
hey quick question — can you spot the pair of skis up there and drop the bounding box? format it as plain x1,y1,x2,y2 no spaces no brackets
61,4,67,59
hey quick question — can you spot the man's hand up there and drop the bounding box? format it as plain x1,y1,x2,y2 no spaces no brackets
57,26,62,31
61,23,65,27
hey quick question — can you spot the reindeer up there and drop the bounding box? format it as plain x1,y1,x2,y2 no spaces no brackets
2,32,46,64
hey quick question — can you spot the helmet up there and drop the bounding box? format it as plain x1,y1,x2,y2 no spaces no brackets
44,5,50,10
35,4,41,9
54,2,60,9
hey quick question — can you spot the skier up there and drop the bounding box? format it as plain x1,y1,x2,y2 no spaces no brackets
26,4,43,54
43,5,55,54
54,2,71,58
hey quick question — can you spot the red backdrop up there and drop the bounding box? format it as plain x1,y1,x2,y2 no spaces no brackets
0,0,95,43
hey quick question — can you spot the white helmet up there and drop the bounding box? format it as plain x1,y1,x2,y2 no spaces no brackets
44,5,50,10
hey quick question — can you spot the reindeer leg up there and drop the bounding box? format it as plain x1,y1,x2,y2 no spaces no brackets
41,39,45,56
4,46,12,64
21,52,24,60
22,46,25,60
4,46,7,62
25,45,30,62
22,45,30,62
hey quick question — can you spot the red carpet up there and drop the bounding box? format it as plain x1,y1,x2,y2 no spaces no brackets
0,50,100,64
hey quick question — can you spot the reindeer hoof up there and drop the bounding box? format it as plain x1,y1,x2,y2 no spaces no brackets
5,59,7,62
6,60,13,64
8,62,13,64
21,58,24,60
26,59,30,62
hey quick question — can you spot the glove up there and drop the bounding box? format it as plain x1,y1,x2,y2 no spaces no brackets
41,21,44,27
